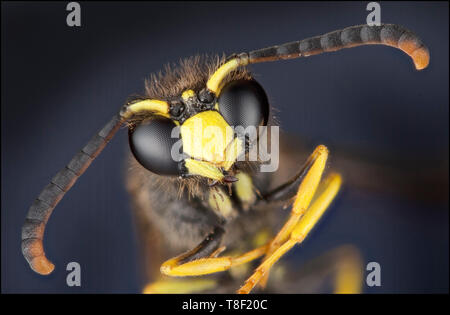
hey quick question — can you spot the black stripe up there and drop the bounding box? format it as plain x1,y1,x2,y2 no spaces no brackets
277,41,301,57
320,30,343,52
82,134,106,157
37,183,64,208
262,153,316,202
341,25,364,46
22,218,44,240
380,24,406,46
360,25,382,43
51,167,78,192
25,199,53,222
179,226,225,264
249,46,278,61
399,31,425,52
67,151,93,175
299,36,323,56
99,114,122,139
21,238,41,258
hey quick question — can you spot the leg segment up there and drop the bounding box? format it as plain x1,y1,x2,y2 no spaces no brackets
259,145,328,287
270,245,363,293
160,245,268,277
332,245,363,294
178,226,225,264
160,225,268,277
262,145,328,203
238,172,342,294
143,278,218,294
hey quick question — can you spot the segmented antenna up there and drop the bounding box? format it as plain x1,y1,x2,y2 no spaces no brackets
244,24,429,70
21,114,123,275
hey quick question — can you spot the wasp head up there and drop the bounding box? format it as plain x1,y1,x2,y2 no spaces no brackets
126,55,270,185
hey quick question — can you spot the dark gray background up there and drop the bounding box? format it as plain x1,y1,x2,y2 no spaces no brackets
2,1,448,293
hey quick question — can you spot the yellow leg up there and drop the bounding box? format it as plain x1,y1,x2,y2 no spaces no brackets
238,172,342,294
260,145,329,287
333,245,363,294
143,278,218,294
160,244,268,277
272,245,362,293
158,145,338,294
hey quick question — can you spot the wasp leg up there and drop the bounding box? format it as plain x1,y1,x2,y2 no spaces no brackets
332,245,363,294
143,278,218,294
160,243,268,277
160,224,269,277
270,245,363,294
143,226,223,293
238,171,342,294
262,145,328,203
258,145,329,287
180,226,225,264
160,146,333,292
265,145,328,244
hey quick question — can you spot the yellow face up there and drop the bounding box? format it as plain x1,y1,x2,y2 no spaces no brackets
171,84,245,181
180,109,243,181
125,58,249,182
125,92,245,182
181,111,233,164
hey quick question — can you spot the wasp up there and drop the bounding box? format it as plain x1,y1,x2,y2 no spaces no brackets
21,24,429,294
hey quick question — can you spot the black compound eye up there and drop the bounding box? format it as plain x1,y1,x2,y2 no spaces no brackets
217,79,269,128
129,117,181,176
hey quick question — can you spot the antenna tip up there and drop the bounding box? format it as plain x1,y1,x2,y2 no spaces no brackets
30,256,55,275
412,47,430,70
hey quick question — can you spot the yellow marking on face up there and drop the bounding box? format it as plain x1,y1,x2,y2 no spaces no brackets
208,188,234,219
181,111,234,165
184,158,224,181
181,89,196,101
124,99,170,118
222,137,244,171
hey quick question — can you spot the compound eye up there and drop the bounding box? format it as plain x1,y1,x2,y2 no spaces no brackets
129,117,181,176
217,79,269,128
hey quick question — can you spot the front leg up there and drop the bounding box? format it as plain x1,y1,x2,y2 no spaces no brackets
161,226,230,276
259,145,328,286
160,226,268,277
238,171,342,294
251,145,333,290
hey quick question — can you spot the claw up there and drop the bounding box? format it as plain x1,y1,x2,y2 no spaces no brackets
223,175,238,183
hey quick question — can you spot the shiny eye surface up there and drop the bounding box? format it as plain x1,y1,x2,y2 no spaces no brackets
129,117,181,176
217,79,269,128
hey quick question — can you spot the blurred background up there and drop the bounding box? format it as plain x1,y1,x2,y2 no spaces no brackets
1,1,448,293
